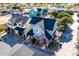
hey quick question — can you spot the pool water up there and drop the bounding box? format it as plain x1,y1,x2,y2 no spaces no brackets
3,34,22,47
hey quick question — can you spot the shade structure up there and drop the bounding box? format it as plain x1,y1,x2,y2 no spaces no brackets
27,17,56,41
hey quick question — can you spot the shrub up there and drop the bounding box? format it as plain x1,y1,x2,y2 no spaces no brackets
57,25,65,31
0,37,3,41
51,11,58,18
0,24,5,32
64,4,74,9
57,12,71,18
48,37,60,48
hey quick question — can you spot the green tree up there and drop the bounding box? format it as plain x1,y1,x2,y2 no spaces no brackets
64,4,74,9
57,12,71,18
58,16,74,27
66,11,73,15
48,37,60,48
12,4,26,15
51,11,58,18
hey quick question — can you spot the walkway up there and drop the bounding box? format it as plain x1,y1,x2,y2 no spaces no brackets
56,13,78,56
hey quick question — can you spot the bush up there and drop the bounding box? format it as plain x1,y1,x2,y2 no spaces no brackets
48,37,60,48
0,37,3,41
0,24,5,32
57,25,65,31
77,14,79,17
64,4,74,9
57,12,71,18
61,16,74,25
51,11,58,18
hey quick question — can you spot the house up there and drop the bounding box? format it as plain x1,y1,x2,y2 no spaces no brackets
29,8,48,17
27,17,57,45
7,14,28,35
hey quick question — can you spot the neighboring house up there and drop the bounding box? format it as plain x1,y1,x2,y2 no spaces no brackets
27,17,57,45
7,14,28,35
29,8,48,17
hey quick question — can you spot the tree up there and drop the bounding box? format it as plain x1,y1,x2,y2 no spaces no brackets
58,16,74,27
57,12,71,18
66,11,73,15
64,4,74,9
51,11,58,18
12,4,26,15
48,37,60,48
57,25,65,31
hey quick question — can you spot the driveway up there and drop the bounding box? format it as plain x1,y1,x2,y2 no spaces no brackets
0,42,11,56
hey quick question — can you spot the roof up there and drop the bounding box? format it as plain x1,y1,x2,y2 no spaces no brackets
30,17,56,30
36,8,48,16
10,14,28,25
15,27,25,32
27,17,56,41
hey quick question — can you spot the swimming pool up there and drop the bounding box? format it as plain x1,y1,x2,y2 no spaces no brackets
3,34,22,47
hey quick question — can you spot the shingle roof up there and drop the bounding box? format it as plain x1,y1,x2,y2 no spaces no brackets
28,17,56,41
11,14,28,25
30,17,56,30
